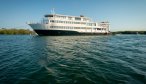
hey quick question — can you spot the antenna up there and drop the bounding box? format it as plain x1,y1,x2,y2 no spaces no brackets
50,8,55,14
51,10,52,14
52,8,55,14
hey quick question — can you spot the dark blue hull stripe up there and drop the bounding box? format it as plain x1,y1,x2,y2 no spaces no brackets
34,30,108,36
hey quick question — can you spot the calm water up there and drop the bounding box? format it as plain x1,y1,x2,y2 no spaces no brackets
0,35,146,84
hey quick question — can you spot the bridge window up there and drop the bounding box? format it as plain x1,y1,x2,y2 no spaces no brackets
75,17,81,20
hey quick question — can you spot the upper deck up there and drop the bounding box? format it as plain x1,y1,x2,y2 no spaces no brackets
44,14,91,22
28,14,109,30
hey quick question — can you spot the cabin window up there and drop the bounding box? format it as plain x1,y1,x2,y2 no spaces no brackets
50,20,54,23
97,28,101,30
94,23,96,26
75,17,81,20
83,18,86,21
68,17,72,20
61,16,66,19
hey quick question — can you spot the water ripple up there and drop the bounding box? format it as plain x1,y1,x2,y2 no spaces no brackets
0,35,146,84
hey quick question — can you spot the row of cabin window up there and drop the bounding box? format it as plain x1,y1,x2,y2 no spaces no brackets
50,20,96,26
53,16,88,21
49,26,106,30
51,16,73,20
55,16,66,19
50,26,85,29
96,28,106,30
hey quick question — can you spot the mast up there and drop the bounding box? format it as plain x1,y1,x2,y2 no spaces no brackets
51,8,55,15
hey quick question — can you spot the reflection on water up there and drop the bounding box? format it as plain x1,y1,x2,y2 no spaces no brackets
0,35,146,84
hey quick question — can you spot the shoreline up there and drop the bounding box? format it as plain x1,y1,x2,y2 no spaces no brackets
0,28,35,35
112,31,146,35
0,28,146,35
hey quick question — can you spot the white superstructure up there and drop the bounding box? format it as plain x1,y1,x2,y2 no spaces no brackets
28,14,110,35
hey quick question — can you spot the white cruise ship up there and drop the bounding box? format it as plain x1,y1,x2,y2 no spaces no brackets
28,14,110,36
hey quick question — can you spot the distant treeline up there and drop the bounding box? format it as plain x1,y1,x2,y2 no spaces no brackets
0,28,35,35
112,31,146,35
0,28,146,35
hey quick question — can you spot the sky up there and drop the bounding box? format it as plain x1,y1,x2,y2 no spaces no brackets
0,0,146,31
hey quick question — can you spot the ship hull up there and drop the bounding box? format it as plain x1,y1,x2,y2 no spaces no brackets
34,30,109,36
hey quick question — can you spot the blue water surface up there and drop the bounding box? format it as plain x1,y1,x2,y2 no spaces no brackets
0,35,146,84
